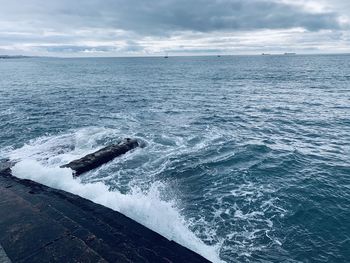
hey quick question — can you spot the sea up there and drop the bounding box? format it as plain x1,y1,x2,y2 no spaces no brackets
0,55,349,262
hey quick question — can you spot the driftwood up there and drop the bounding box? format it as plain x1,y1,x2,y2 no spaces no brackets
61,138,139,176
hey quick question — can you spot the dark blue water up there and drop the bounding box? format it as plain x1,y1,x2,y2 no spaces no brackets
1,55,350,262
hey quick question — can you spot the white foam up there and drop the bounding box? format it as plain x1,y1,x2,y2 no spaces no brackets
8,127,223,262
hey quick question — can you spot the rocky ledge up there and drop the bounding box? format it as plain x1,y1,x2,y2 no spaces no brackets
0,168,210,263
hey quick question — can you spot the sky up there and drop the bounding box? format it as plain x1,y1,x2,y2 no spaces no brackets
0,0,349,57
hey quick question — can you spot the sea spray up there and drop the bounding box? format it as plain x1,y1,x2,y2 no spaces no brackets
12,159,222,263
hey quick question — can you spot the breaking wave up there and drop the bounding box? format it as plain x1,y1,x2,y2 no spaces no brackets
6,127,222,263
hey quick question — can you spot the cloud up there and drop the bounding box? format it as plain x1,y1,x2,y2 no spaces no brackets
37,45,114,53
0,0,348,55
115,0,341,32
0,0,342,33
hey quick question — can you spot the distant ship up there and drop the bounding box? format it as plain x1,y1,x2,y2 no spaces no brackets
261,53,271,56
164,52,169,58
284,53,296,55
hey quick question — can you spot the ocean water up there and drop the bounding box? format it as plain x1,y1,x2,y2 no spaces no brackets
0,55,349,262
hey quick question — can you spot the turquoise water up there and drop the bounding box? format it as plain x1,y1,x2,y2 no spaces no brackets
0,55,350,262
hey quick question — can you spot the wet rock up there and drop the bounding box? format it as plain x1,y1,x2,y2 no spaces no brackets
61,138,139,176
0,159,15,172
0,169,210,263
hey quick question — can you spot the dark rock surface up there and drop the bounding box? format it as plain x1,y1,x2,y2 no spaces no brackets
0,168,210,263
61,138,139,176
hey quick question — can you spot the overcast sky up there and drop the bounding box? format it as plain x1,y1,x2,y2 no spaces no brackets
0,0,349,56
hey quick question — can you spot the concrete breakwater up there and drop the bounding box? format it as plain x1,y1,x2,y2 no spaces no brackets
0,167,210,262
0,140,211,262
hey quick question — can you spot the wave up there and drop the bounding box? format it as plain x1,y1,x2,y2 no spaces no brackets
5,127,223,263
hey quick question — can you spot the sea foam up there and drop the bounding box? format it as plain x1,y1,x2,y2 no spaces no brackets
8,128,222,263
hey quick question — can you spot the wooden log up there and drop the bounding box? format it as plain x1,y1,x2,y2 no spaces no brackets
61,138,139,176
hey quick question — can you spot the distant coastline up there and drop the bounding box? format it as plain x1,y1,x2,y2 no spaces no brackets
0,55,31,59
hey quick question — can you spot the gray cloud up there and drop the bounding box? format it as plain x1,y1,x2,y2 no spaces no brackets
111,0,341,32
0,0,342,33
0,0,348,55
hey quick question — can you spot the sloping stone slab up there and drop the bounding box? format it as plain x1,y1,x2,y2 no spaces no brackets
0,169,211,263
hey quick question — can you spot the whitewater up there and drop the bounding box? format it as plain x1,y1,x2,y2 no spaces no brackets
1,55,349,262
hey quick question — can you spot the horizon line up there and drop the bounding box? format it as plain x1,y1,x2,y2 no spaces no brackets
2,52,350,59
